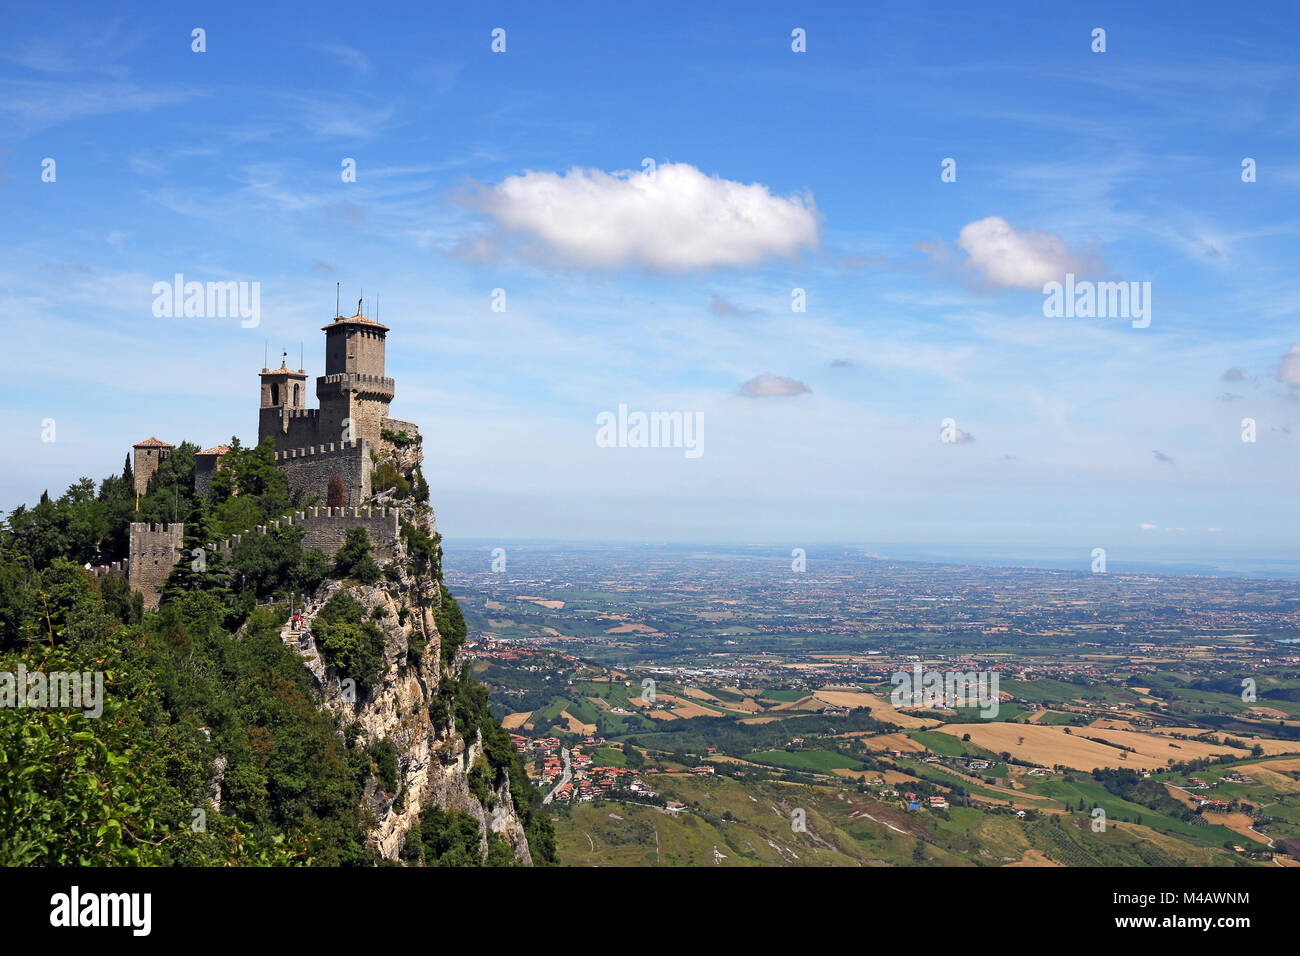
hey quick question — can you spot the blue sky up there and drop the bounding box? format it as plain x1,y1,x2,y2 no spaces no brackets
2,1,1298,566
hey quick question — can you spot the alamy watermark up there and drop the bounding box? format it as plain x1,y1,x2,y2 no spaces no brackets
1,665,104,718
151,274,260,328
596,404,703,459
890,664,1000,718
1042,273,1150,329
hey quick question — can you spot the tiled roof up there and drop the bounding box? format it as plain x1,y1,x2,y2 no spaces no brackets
197,445,231,457
133,436,173,448
322,310,390,333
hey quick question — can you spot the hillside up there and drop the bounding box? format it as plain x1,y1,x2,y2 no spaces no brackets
0,444,556,866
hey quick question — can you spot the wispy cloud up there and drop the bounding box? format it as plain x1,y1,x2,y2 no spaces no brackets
309,43,372,75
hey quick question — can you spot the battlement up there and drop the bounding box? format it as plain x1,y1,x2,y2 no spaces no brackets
382,417,421,436
129,522,184,534
274,439,371,461
87,559,128,580
319,373,393,387
275,439,372,506
209,507,400,562
129,522,185,550
117,522,185,610
282,407,320,421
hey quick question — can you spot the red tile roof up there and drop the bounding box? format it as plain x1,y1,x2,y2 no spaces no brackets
133,437,173,448
197,444,231,457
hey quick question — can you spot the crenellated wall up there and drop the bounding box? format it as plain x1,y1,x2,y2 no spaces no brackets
209,507,400,562
260,405,323,454
275,439,372,506
87,508,403,609
116,522,185,610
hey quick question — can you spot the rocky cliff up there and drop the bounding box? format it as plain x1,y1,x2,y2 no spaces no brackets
283,503,533,864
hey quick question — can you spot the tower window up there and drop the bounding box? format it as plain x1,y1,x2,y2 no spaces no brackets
271,383,280,404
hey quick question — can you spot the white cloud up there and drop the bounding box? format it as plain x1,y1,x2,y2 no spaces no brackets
955,216,1091,290
1139,522,1157,530
1278,346,1300,386
468,162,819,270
738,374,811,398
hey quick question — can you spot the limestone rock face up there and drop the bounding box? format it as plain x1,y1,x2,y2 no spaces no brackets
287,508,532,865
373,423,423,494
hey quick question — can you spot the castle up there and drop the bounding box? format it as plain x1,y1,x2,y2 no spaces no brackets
258,300,420,505
100,299,423,608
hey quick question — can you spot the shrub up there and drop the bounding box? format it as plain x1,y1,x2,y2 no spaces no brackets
312,593,387,688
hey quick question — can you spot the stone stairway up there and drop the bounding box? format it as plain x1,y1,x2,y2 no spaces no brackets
276,582,343,687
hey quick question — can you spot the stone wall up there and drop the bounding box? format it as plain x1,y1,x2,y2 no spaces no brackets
317,373,393,449
260,405,322,453
210,507,400,562
275,440,372,506
127,522,184,610
133,446,169,496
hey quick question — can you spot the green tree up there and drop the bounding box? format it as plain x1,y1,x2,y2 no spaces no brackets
312,593,387,688
334,527,381,584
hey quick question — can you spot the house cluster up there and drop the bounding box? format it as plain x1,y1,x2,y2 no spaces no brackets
550,763,642,803
901,790,950,811
515,734,562,757
464,639,567,666
1178,775,1240,812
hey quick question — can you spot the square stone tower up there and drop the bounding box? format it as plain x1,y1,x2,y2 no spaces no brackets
132,437,174,496
316,301,395,446
258,360,312,452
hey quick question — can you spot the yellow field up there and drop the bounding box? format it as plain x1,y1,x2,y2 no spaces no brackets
934,723,1249,771
680,687,721,702
811,689,877,709
501,711,533,730
858,694,943,729
1006,849,1063,867
604,622,660,634
856,732,929,754
770,695,827,712
559,710,595,734
1236,760,1300,794
1245,756,1300,772
639,694,727,720
516,596,565,609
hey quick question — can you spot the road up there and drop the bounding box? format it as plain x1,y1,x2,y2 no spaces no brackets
543,747,571,805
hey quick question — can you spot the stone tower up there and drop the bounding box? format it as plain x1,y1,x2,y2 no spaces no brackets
258,360,311,451
132,437,174,496
316,301,394,446
128,522,184,610
250,295,419,505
